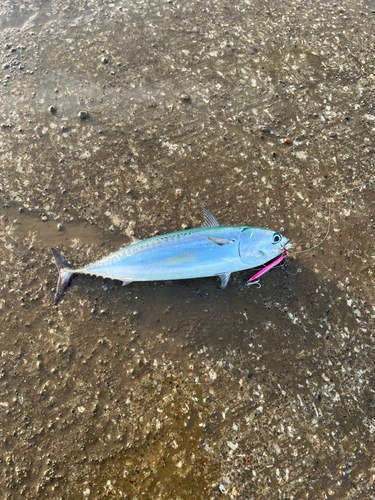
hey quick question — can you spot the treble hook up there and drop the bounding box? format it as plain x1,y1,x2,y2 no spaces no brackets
246,279,261,288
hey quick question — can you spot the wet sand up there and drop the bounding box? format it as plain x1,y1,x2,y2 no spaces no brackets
0,0,375,498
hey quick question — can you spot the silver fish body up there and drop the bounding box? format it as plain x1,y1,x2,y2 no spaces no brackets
51,208,290,304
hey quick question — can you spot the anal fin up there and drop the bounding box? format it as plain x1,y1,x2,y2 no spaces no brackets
218,272,231,289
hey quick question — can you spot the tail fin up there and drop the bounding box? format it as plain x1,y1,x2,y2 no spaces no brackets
51,248,74,305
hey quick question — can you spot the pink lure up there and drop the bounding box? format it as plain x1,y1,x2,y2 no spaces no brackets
247,249,288,283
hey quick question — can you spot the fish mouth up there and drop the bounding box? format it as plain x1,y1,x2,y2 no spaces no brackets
276,239,292,255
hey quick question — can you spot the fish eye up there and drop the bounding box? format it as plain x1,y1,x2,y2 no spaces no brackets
273,233,281,243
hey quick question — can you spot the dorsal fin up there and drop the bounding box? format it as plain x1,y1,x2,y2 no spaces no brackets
201,208,221,227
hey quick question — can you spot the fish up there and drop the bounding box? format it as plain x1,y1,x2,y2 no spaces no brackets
51,208,291,304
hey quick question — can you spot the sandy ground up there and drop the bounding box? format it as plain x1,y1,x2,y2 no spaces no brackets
0,0,375,498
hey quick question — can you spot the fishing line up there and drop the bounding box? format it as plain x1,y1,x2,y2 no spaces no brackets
283,265,301,276
289,203,331,256
287,179,372,257
246,179,372,285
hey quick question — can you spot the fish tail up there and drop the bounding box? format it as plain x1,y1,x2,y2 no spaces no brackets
51,248,74,305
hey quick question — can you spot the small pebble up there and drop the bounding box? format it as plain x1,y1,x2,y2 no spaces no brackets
4,43,11,50
57,224,64,231
259,125,269,133
101,57,109,64
40,214,48,221
48,105,57,114
78,110,88,119
180,94,190,102
18,207,24,213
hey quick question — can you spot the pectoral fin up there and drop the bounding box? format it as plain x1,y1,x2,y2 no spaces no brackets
218,272,231,289
207,237,235,246
201,208,221,227
132,236,142,244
